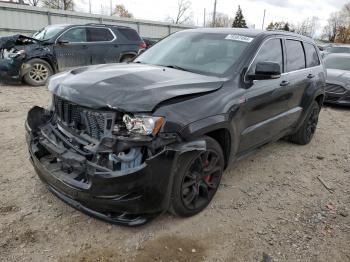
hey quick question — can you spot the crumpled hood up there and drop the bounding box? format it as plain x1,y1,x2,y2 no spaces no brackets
327,69,350,88
48,63,226,112
0,34,40,50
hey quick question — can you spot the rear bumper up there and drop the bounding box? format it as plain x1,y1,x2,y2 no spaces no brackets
26,107,205,226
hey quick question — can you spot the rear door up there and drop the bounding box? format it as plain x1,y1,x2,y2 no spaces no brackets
54,26,90,71
283,39,313,114
238,37,298,153
301,41,323,105
114,27,141,59
86,27,117,65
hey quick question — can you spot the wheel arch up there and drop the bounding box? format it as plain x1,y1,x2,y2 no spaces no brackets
315,93,325,107
203,128,231,169
118,52,138,62
20,56,56,78
179,115,237,169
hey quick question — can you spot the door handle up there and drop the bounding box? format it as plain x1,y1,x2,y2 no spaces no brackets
307,74,315,79
280,80,290,86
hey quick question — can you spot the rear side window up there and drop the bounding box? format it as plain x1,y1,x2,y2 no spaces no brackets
87,27,114,42
286,40,306,72
249,38,283,74
118,28,141,41
304,42,320,67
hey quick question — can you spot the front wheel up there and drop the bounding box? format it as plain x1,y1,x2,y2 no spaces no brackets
170,136,224,217
23,59,53,86
288,101,320,145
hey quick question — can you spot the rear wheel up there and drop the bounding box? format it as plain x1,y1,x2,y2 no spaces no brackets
23,59,53,86
170,136,224,217
288,101,320,145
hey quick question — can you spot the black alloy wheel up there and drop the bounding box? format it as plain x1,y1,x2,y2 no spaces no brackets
305,105,319,141
170,136,224,217
289,101,320,145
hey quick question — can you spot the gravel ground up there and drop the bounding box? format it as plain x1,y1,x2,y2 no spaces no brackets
0,84,349,262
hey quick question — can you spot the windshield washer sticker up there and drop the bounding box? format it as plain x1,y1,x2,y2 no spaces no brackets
225,34,253,42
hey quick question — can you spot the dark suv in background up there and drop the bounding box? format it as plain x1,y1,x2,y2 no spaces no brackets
0,24,145,86
26,29,325,226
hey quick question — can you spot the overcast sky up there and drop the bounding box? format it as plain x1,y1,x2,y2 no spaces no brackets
77,0,348,30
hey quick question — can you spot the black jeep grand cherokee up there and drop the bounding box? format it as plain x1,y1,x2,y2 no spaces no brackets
26,29,326,226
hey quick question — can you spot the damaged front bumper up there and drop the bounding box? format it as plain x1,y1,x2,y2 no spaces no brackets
0,56,25,81
26,107,205,226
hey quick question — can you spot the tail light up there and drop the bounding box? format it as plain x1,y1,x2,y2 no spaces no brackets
138,41,146,49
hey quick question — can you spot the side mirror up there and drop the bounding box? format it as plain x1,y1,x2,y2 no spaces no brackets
248,62,281,80
57,39,69,45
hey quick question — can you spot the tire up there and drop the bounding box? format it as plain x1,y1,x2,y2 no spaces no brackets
23,59,53,86
170,136,225,217
288,101,320,145
120,55,135,63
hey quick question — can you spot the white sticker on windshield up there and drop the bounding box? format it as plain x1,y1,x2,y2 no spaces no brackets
225,34,253,42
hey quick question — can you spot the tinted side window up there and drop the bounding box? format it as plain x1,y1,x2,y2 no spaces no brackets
286,40,305,72
87,28,114,42
249,38,283,74
118,28,141,41
304,42,320,67
59,27,86,43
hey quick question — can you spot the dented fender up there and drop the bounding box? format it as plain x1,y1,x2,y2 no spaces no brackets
0,34,57,81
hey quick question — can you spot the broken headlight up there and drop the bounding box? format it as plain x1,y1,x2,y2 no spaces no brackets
4,49,26,59
120,114,164,136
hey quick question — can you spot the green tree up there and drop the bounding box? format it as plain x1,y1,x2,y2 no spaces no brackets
283,22,290,31
266,22,275,30
232,5,247,28
113,4,133,18
266,21,291,31
43,0,74,11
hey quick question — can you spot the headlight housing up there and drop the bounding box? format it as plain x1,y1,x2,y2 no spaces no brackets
5,49,26,59
122,114,164,136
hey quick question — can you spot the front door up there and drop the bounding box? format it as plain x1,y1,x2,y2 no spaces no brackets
54,27,90,71
238,37,299,154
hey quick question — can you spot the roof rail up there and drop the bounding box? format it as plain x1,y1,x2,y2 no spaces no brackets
85,23,132,29
85,23,108,26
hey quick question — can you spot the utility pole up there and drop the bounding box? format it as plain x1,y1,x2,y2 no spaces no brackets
262,9,266,30
89,0,91,14
110,0,112,16
212,0,217,27
204,8,206,27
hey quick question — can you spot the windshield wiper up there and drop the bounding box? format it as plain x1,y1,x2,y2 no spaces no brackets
162,65,192,72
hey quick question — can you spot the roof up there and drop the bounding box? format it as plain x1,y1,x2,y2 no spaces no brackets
182,28,313,41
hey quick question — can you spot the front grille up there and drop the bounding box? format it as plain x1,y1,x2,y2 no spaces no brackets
53,96,116,140
325,94,340,102
325,83,346,94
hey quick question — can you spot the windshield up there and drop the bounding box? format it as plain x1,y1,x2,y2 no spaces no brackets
324,56,350,70
32,25,67,41
327,46,350,54
135,31,252,76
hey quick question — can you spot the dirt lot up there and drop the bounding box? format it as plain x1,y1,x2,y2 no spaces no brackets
0,84,349,262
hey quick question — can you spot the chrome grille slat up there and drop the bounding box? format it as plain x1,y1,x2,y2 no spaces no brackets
325,83,346,94
53,96,115,140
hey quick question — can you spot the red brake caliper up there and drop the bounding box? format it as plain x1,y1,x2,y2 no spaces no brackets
203,159,211,183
